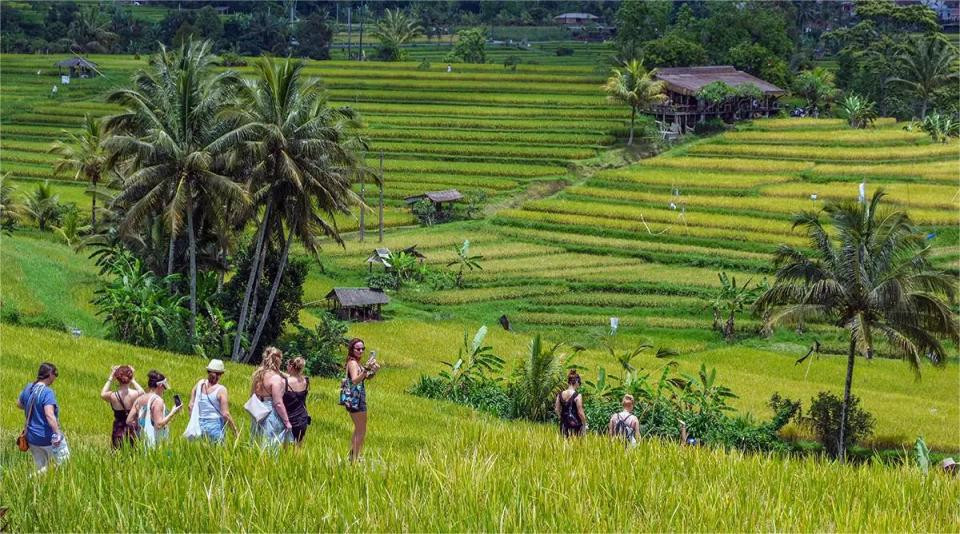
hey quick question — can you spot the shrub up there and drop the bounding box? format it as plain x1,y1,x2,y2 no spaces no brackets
804,391,875,458
503,56,520,71
417,59,431,70
555,46,574,56
282,312,347,378
218,52,247,67
412,198,440,226
694,118,727,135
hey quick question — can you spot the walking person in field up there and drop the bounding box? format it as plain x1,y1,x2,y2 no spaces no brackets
281,356,311,446
187,359,238,443
249,347,293,449
608,394,640,448
100,365,144,449
17,363,68,473
554,370,586,438
341,338,379,462
126,370,182,448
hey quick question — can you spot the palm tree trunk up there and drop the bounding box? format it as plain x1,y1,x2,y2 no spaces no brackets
837,335,856,461
90,175,97,228
166,225,176,277
232,201,272,360
920,99,928,119
186,186,197,346
628,106,636,146
244,223,294,362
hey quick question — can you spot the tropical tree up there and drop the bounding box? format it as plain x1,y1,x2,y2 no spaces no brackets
23,181,62,231
603,59,667,145
888,35,959,118
49,114,107,228
68,4,119,54
706,272,766,342
446,239,483,288
838,94,877,128
508,334,583,422
756,190,959,460
371,9,423,61
103,40,249,344
0,173,23,233
224,57,367,362
792,67,838,112
916,111,960,143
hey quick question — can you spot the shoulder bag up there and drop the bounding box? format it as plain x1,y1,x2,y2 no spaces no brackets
17,384,40,452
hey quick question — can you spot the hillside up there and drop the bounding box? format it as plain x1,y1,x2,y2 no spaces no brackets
2,324,958,531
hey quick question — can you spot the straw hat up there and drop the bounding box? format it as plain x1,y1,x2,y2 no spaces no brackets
941,458,957,470
206,359,226,373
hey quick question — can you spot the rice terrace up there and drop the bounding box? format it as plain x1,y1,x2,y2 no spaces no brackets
1,1,959,532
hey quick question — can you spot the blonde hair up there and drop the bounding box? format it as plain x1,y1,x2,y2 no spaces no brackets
622,394,635,407
287,356,306,374
252,347,283,388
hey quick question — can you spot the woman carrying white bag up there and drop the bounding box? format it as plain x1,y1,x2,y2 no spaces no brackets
184,359,238,443
247,348,293,449
126,370,182,448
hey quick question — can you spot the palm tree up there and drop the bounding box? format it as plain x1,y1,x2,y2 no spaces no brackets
371,8,423,61
446,239,483,289
603,59,667,145
49,114,107,228
838,94,877,129
23,181,62,231
792,67,837,112
224,57,367,361
0,173,23,233
509,334,582,422
756,190,958,460
68,4,119,54
888,35,959,119
103,40,249,344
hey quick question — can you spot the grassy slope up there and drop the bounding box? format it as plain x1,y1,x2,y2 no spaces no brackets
1,324,958,531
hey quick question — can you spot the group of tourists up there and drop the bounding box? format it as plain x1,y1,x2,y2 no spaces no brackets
15,338,380,472
554,369,639,447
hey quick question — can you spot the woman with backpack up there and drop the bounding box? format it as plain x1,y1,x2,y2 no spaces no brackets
554,369,587,438
608,394,640,447
99,365,143,449
187,359,238,443
126,370,182,448
17,363,68,473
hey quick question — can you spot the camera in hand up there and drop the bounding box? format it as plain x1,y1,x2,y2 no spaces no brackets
173,394,182,408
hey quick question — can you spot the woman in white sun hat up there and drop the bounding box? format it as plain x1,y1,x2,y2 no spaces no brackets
187,359,238,443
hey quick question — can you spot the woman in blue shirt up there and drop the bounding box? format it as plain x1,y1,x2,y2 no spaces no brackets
17,363,68,473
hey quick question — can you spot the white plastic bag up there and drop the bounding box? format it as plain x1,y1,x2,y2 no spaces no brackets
140,394,157,447
183,380,205,440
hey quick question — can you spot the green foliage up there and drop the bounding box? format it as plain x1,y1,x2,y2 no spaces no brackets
727,42,789,89
282,312,348,378
642,33,708,68
507,334,582,422
838,94,878,128
0,173,23,233
294,11,333,60
603,59,666,145
366,251,432,290
446,240,483,288
792,68,838,111
23,180,63,231
217,52,247,67
93,248,187,350
372,9,422,62
447,27,487,64
554,46,574,57
697,81,736,104
614,0,670,57
888,35,959,118
707,272,766,342
804,391,875,459
411,198,440,226
916,111,960,142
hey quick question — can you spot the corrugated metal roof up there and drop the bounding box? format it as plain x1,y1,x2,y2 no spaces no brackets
554,13,598,19
403,189,464,204
325,288,390,307
654,66,785,96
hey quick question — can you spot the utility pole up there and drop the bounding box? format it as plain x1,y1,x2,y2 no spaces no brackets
347,5,352,60
378,150,384,243
358,1,365,61
359,170,365,242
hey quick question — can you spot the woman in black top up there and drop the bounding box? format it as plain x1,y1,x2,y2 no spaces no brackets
99,365,143,449
282,357,310,445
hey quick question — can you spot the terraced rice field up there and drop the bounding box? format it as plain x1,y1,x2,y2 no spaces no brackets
0,54,623,227
315,118,958,341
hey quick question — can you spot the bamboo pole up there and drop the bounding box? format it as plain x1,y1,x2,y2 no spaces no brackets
379,150,384,242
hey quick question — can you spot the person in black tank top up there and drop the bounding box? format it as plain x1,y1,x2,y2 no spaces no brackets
282,357,310,444
99,365,143,449
554,369,586,438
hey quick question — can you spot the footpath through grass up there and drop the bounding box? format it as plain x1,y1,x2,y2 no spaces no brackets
1,324,958,531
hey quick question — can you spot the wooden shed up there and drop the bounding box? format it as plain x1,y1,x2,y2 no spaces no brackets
366,248,392,271
553,12,599,26
403,189,463,210
648,66,785,129
56,57,100,78
325,288,389,321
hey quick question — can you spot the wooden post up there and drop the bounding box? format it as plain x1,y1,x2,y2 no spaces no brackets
347,6,352,60
359,168,365,242
378,150,384,243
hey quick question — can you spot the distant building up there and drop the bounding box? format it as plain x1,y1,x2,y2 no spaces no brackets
553,12,599,26
55,57,100,78
648,66,785,129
